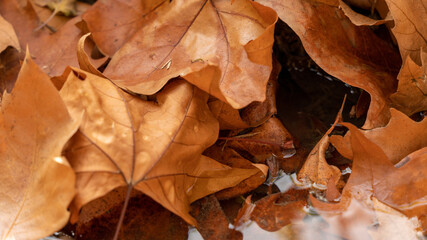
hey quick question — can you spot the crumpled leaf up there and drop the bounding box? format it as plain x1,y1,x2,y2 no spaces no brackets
330,108,427,164
84,0,278,109
385,0,427,65
338,0,392,26
369,197,422,240
60,68,263,226
0,14,20,52
0,50,78,240
0,0,82,76
311,122,427,238
391,50,427,116
297,97,345,186
256,0,401,128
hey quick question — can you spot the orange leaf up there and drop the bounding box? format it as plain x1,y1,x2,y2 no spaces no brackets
385,0,427,65
84,0,278,109
59,69,263,230
256,0,401,128
0,14,20,52
0,50,79,240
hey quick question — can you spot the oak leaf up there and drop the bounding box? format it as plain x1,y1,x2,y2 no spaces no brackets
0,51,78,240
385,0,427,65
311,122,427,238
256,0,401,128
330,108,427,164
391,51,427,116
59,68,264,230
84,0,278,109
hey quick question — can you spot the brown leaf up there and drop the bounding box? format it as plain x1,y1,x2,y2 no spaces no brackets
250,189,308,232
85,0,278,109
256,0,401,128
330,108,427,164
338,0,392,26
204,146,268,200
224,117,295,163
0,0,82,76
0,50,78,240
385,0,427,65
311,122,427,238
297,97,345,186
59,69,263,227
0,14,20,52
391,51,427,116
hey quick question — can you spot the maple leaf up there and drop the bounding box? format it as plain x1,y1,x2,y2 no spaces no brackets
391,51,427,116
384,0,427,65
59,68,264,237
256,0,401,128
0,14,20,53
83,0,278,109
0,51,79,240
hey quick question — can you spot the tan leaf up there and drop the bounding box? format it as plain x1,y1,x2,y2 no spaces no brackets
59,69,262,227
369,197,422,240
330,108,427,164
391,50,427,116
385,0,427,65
339,0,392,26
84,0,278,109
256,0,401,128
0,50,78,240
0,14,20,52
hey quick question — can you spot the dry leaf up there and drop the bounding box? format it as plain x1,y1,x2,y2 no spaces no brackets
330,108,427,164
297,97,345,186
312,122,427,238
0,14,20,52
391,51,427,116
0,0,82,76
339,0,392,26
256,0,401,128
59,68,263,227
225,117,295,163
385,0,427,65
0,50,78,240
85,0,278,109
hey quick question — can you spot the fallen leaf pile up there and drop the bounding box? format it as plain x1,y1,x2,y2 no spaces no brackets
0,0,426,239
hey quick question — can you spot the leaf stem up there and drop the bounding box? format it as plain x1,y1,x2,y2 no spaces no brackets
113,185,133,240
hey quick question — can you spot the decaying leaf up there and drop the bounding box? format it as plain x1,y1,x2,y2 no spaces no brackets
312,122,427,237
297,96,345,186
0,51,79,240
385,0,427,65
391,51,427,116
0,14,20,53
59,68,264,230
338,0,392,26
330,108,427,164
84,0,277,109
256,0,401,128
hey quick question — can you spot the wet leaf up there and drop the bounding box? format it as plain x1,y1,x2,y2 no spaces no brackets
84,0,278,109
256,0,401,128
330,108,427,164
0,51,79,240
59,68,263,228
